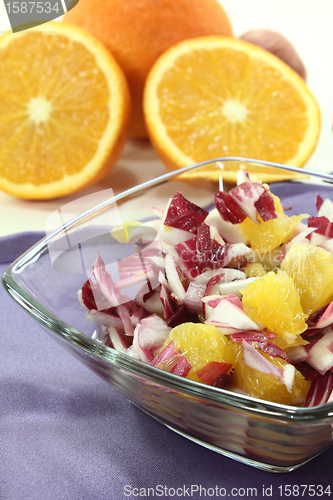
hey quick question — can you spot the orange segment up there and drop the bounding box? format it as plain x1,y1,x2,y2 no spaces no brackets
241,271,307,340
161,322,234,382
0,22,131,199
244,262,266,277
238,193,304,252
229,341,309,405
281,241,333,315
143,36,320,183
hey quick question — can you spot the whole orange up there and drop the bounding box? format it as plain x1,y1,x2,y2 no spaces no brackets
64,0,233,138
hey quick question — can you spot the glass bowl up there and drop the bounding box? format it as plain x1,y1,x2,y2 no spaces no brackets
3,157,333,473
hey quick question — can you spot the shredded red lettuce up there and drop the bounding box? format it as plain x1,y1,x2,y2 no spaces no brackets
151,341,192,377
159,276,197,328
196,223,231,268
305,371,333,407
163,191,208,232
196,361,232,386
214,190,247,224
316,194,324,212
253,341,289,362
214,181,276,225
308,216,333,238
231,331,275,342
254,190,277,222
79,182,333,406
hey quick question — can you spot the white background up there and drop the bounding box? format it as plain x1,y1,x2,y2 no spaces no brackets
0,0,333,235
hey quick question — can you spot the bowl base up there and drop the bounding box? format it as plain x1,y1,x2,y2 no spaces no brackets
132,402,322,473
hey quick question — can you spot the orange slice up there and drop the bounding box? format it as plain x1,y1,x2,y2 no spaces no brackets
0,22,131,199
143,36,320,184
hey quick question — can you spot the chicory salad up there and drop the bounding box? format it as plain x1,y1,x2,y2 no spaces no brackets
79,172,333,407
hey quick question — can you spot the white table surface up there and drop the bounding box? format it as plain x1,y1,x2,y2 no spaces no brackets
1,0,333,237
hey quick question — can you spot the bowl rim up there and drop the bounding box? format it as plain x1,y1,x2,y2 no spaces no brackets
3,156,333,422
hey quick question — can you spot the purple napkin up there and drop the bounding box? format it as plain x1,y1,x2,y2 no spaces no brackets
1,185,333,500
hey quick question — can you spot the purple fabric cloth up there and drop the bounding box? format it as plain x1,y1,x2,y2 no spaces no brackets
1,187,333,500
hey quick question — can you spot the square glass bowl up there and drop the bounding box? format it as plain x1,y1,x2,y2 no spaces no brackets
3,157,333,473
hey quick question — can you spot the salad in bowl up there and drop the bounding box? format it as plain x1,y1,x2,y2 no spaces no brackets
3,158,333,472
79,166,333,408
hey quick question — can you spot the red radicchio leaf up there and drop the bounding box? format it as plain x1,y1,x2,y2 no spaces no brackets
166,304,199,328
212,373,232,389
307,302,333,329
142,289,158,303
116,304,134,336
196,223,231,269
308,216,333,237
302,328,323,340
108,327,132,352
92,253,122,308
293,362,319,382
308,216,329,228
82,279,119,316
307,304,330,325
159,279,177,322
254,341,289,362
151,341,191,377
151,341,177,366
231,331,275,343
254,190,277,221
196,223,214,262
173,237,203,278
159,279,197,327
303,333,324,350
214,190,247,224
206,273,225,294
316,194,324,212
164,191,208,232
82,279,97,310
203,296,223,309
305,371,333,407
196,361,232,385
214,181,274,224
171,356,192,377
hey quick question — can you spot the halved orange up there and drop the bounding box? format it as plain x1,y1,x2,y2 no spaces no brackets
143,36,321,183
0,22,131,199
